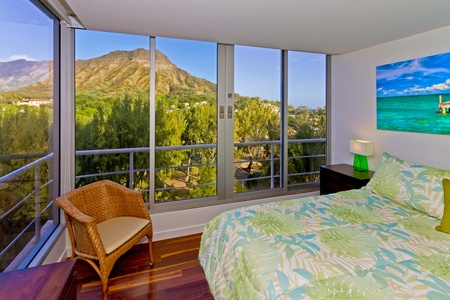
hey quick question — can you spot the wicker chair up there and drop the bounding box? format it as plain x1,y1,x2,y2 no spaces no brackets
55,180,153,298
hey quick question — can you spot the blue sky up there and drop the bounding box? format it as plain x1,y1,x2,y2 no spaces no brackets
0,0,53,62
376,52,450,98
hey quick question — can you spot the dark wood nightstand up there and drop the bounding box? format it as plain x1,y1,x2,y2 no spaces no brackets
0,260,76,300
320,164,374,195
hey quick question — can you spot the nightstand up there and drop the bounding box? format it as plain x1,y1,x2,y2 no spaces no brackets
0,260,76,300
320,164,374,195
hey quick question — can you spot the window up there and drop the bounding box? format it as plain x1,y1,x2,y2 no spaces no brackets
0,0,59,271
287,51,326,186
75,33,219,203
154,38,217,202
74,31,150,196
234,45,282,193
73,31,327,209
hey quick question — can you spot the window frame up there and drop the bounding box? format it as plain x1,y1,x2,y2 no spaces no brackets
69,32,329,213
0,0,61,270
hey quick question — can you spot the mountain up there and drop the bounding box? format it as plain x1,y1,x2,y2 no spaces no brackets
0,48,216,99
0,60,52,92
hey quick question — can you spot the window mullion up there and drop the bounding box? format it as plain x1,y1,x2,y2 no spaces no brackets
281,50,288,190
149,36,156,210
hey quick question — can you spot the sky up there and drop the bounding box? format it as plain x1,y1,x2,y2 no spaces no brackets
1,0,326,109
0,0,53,62
376,52,450,98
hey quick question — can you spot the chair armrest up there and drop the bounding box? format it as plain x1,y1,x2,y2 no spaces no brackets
55,195,109,258
55,196,95,224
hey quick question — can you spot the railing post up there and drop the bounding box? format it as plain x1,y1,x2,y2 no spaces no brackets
270,144,274,189
129,151,134,189
34,166,41,242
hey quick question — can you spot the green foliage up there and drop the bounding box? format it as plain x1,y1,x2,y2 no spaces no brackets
0,103,53,271
190,157,217,198
75,94,150,188
287,107,326,184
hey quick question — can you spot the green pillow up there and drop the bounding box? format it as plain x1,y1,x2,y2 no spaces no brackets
436,178,450,233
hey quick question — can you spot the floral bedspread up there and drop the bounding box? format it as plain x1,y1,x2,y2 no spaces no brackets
199,189,450,299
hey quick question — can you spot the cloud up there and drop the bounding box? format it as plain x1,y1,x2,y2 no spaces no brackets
377,58,450,81
310,56,324,63
7,54,36,61
404,78,450,93
379,88,399,95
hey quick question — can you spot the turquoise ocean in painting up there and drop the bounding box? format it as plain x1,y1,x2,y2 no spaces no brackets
377,94,450,134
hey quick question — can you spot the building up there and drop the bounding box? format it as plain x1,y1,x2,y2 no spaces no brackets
17,98,53,107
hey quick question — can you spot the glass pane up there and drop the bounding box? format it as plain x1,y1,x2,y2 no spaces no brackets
287,51,326,186
0,0,56,271
74,31,150,198
155,38,217,202
234,45,281,193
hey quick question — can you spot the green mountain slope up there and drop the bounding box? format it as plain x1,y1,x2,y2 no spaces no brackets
1,48,216,100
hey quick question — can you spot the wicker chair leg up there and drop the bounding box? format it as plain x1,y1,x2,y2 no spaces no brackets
147,234,154,265
101,279,109,300
100,263,114,299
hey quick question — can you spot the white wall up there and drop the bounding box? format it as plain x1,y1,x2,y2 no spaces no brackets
331,25,450,170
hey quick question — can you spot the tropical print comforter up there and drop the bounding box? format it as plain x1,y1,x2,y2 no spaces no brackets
199,189,450,299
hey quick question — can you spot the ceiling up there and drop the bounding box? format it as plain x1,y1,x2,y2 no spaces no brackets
56,0,450,55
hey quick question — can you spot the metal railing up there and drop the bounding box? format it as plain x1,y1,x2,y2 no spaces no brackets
75,138,326,193
0,153,54,271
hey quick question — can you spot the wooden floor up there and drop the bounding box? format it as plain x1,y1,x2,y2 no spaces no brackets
74,233,214,299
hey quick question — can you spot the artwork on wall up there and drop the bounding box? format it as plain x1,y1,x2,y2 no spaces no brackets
376,51,450,134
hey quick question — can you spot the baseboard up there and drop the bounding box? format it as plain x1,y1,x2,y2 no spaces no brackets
153,224,204,241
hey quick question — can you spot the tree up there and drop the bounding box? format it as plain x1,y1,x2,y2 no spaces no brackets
234,96,280,189
75,95,151,189
190,156,216,198
287,107,326,183
154,96,186,197
181,96,216,182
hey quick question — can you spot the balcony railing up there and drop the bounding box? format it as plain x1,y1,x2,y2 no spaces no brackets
0,153,54,271
75,138,326,194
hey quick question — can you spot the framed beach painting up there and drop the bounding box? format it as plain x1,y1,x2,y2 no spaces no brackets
376,51,450,134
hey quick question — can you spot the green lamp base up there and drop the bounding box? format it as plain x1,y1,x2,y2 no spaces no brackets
353,154,369,171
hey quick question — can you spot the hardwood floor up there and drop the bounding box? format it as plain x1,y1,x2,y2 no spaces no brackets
74,233,214,299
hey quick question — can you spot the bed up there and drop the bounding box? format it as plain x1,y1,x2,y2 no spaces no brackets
199,152,450,299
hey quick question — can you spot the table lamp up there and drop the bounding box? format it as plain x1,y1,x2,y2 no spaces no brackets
349,139,373,171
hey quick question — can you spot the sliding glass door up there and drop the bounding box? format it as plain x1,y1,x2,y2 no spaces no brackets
74,31,151,197
287,51,326,186
233,45,282,194
154,38,217,202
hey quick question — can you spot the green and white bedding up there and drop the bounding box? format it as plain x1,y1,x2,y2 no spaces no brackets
199,153,450,299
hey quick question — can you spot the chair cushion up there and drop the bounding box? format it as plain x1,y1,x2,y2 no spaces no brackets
97,216,150,255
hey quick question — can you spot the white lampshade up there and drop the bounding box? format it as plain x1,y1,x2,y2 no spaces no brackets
349,139,373,156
